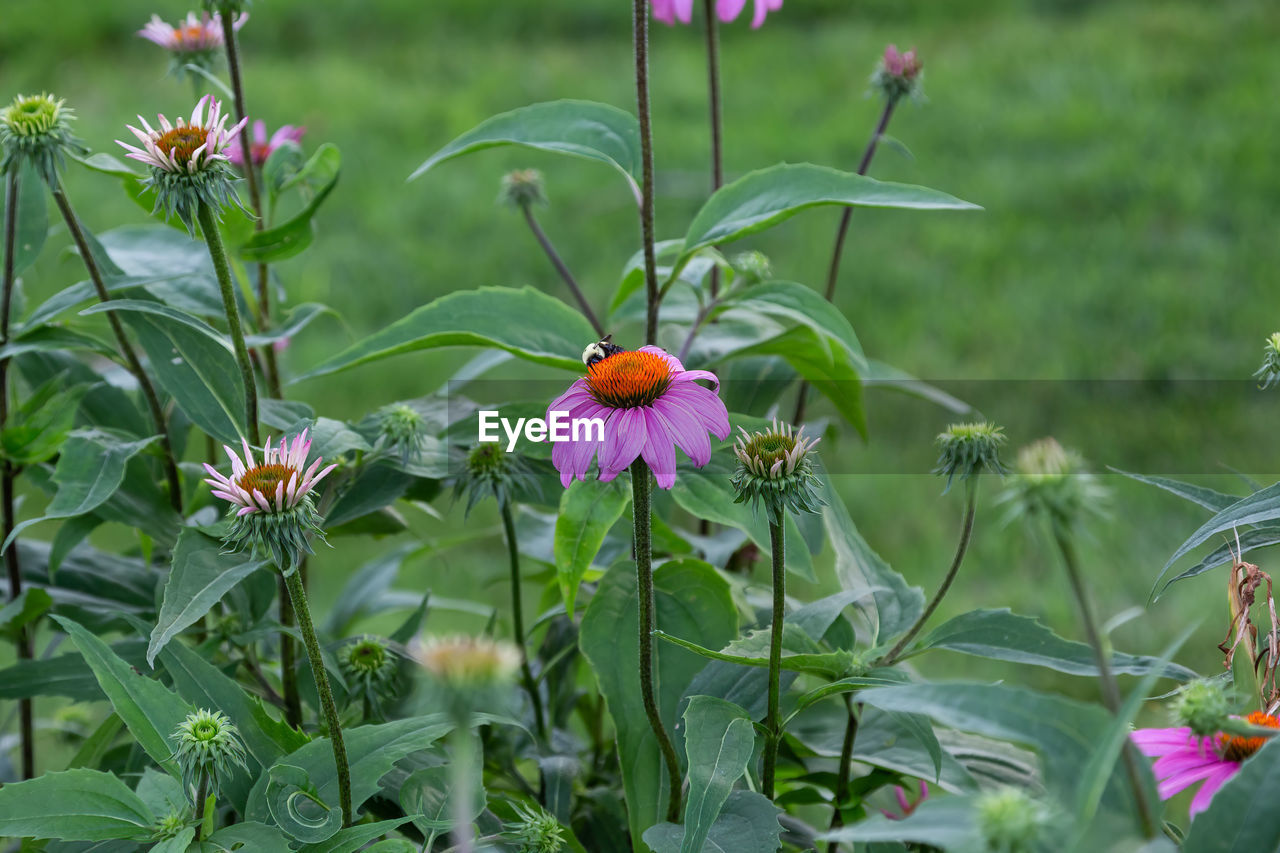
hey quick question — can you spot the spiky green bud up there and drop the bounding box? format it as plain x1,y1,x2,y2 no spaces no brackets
975,788,1048,853
340,635,402,720
153,811,189,841
1255,333,1280,390
1174,679,1232,737
998,437,1108,529
504,802,566,853
499,169,547,208
731,419,824,524
375,402,427,464
453,442,535,515
730,250,773,285
170,709,248,799
934,422,1007,492
0,93,84,184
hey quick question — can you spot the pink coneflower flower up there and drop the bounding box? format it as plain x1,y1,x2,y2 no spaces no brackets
881,780,928,820
1131,711,1280,817
872,45,925,102
653,0,782,28
138,11,247,54
118,95,247,176
547,345,729,489
882,45,922,79
228,120,306,170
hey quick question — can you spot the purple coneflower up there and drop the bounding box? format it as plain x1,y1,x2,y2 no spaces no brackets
872,44,925,102
1131,710,1280,817
118,94,246,176
138,11,246,54
653,0,782,28
547,345,729,489
228,119,305,170
881,780,929,820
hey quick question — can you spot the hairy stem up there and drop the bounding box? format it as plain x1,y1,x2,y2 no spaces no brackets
51,183,184,514
762,519,786,799
633,0,660,345
279,572,302,727
197,202,259,445
2,171,33,780
702,0,723,299
501,498,548,741
1052,523,1157,839
632,459,682,821
520,205,603,337
193,770,210,840
881,480,977,666
825,695,859,853
284,568,352,825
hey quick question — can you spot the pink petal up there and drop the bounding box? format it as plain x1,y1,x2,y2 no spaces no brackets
1157,761,1227,800
640,408,679,489
651,396,711,468
1189,762,1239,816
599,407,647,475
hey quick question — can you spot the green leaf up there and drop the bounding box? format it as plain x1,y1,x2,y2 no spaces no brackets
1111,468,1238,512
863,359,975,416
3,430,159,549
52,615,193,777
554,477,630,615
295,818,415,853
239,144,341,263
1155,481,1280,598
644,791,783,853
914,608,1196,681
74,151,142,179
0,587,52,640
409,99,641,203
3,164,49,277
656,625,858,680
245,302,337,347
677,697,755,853
0,374,90,466
0,640,147,701
0,769,155,842
579,559,738,851
851,707,980,794
1182,738,1280,852
1162,525,1280,589
681,163,979,256
265,764,344,844
818,796,979,847
400,763,484,840
149,529,269,665
203,822,296,853
297,286,597,381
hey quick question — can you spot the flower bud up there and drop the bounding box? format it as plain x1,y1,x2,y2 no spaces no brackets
974,788,1048,853
374,402,427,464
871,44,924,103
454,442,534,514
170,709,249,799
340,635,402,720
0,93,84,184
731,419,824,524
999,437,1108,528
499,169,548,208
1255,333,1280,390
933,422,1007,492
504,802,566,853
730,250,773,285
1173,678,1232,737
152,811,189,841
412,634,521,719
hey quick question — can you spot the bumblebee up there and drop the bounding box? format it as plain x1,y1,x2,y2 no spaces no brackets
582,335,625,367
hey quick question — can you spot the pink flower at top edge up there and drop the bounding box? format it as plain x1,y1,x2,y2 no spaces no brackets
228,119,306,169
138,11,247,53
653,0,782,29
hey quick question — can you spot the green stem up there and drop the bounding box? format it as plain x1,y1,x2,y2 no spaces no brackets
633,0,660,345
193,770,209,840
449,722,477,853
631,459,682,821
762,519,786,799
519,204,603,337
500,498,548,742
825,695,858,853
1051,522,1157,839
197,202,259,445
701,0,723,300
50,183,184,515
881,480,978,666
283,568,352,825
279,571,302,728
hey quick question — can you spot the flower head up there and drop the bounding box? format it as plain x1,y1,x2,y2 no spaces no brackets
998,437,1108,528
373,402,427,465
413,634,522,690
499,169,547,208
880,779,928,820
1255,333,1280,390
454,442,536,514
138,11,246,54
203,427,336,570
974,788,1049,853
1173,679,1232,737
547,344,729,489
0,93,84,184
117,95,248,232
340,635,402,720
934,422,1007,492
170,709,248,797
872,44,924,103
731,419,824,523
228,119,305,170
1131,711,1280,817
504,802,566,853
730,250,773,286
654,0,782,28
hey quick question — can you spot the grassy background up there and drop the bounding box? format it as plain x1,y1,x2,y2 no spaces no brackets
5,0,1279,711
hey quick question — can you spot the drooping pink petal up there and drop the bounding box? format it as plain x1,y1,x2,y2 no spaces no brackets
1130,727,1197,756
651,396,711,468
640,408,679,489
1157,760,1227,800
1189,761,1239,816
599,407,647,475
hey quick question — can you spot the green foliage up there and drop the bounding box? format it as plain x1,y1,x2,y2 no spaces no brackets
0,769,155,842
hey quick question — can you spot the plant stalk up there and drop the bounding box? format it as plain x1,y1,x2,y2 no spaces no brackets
2,170,33,781
500,498,548,741
283,567,353,825
279,575,302,727
881,480,977,666
702,0,724,299
633,0,660,345
196,202,259,445
449,721,477,853
193,769,210,840
631,459,682,821
51,183,184,514
825,695,858,853
1051,522,1157,839
519,204,603,337
762,519,786,799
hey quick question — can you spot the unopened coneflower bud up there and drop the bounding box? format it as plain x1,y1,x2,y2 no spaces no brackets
499,169,547,208
934,422,1007,492
974,788,1048,853
1174,679,1232,737
731,418,824,524
731,250,773,285
340,635,401,719
152,811,188,841
413,634,522,691
1255,333,1280,390
871,44,924,103
170,709,248,798
0,93,84,184
999,437,1108,527
375,402,427,464
504,802,566,853
454,442,534,514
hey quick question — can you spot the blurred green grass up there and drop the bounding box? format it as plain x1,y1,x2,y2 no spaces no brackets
5,0,1278,705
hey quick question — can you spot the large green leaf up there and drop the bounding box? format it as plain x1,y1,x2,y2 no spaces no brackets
656,625,858,680
554,477,630,615
1111,468,1238,512
580,559,738,852
296,819,415,853
203,822,296,853
1182,738,1280,852
297,286,596,381
148,529,268,665
0,640,148,701
680,163,979,256
914,608,1196,681
643,791,783,853
1162,524,1280,589
677,697,755,853
1155,481,1280,598
239,144,341,263
3,430,159,549
0,587,52,640
3,165,49,277
409,99,641,203
818,796,978,847
52,616,193,777
0,769,155,842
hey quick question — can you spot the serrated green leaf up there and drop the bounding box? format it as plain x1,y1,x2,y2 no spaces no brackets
0,769,155,842
554,477,630,615
656,625,858,679
1155,481,1280,598
644,790,783,853
295,818,415,853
